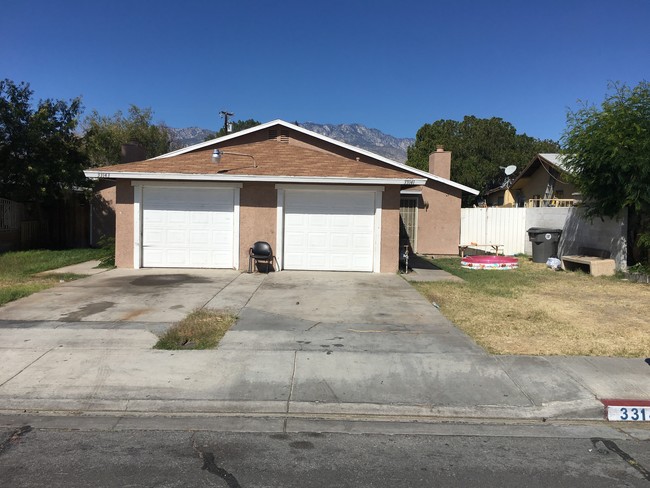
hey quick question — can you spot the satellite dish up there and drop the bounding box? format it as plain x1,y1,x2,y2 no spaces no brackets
503,165,517,176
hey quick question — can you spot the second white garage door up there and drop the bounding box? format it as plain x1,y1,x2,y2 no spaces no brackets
283,190,377,271
141,187,236,268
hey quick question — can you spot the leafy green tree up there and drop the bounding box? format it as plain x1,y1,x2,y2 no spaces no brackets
0,79,86,202
204,118,261,141
83,105,171,167
407,116,559,202
562,81,650,264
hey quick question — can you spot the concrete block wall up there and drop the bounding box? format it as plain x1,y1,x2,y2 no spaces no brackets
558,207,628,271
524,208,571,255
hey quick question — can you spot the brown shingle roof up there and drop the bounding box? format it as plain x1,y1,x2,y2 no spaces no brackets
99,140,417,179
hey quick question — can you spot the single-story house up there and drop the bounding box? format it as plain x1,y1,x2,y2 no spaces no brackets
84,120,478,272
485,153,578,208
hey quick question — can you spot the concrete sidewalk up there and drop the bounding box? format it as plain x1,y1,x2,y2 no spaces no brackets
0,267,649,423
35,260,109,276
1,321,649,421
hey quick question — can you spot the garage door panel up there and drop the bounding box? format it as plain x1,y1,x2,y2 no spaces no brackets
191,212,212,225
330,255,351,268
331,235,351,249
143,229,164,246
188,230,211,246
189,250,214,267
167,229,189,245
352,215,373,227
306,232,328,248
352,256,372,269
283,190,376,272
142,187,235,268
167,211,189,225
306,255,328,269
285,232,306,246
165,250,190,267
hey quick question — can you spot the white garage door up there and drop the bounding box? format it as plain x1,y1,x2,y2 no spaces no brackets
142,187,235,268
283,190,376,271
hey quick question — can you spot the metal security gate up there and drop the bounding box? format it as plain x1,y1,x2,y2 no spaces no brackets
399,197,418,252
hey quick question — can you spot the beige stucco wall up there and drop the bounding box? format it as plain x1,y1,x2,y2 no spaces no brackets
114,179,134,268
91,183,116,246
239,182,278,270
380,186,400,273
112,181,402,273
416,181,462,255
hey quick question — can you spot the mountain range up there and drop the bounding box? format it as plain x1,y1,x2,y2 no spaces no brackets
168,123,414,163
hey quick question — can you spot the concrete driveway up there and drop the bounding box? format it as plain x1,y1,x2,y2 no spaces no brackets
2,267,629,419
221,271,484,355
0,267,482,357
0,268,242,324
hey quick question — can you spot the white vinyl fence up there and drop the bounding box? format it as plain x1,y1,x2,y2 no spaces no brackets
460,208,527,255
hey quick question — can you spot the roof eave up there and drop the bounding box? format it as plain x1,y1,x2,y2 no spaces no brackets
83,169,426,186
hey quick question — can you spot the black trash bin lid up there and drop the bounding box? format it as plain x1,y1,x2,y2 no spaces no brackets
527,227,563,234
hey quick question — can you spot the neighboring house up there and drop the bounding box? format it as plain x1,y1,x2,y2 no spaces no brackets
485,153,578,208
84,120,478,272
483,185,513,208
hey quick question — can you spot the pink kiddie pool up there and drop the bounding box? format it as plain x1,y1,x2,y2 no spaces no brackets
461,255,519,270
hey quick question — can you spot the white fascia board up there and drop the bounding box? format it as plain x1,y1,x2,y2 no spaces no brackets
130,181,243,189
148,119,479,195
83,170,425,186
275,184,384,192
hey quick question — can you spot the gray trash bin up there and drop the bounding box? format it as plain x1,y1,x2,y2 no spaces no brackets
527,227,562,263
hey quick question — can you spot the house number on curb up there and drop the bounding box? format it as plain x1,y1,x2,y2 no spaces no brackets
608,406,650,421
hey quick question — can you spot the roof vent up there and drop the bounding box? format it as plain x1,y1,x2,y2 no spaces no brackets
279,130,289,144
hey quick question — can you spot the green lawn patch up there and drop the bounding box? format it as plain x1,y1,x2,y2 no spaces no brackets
0,248,110,306
154,309,238,350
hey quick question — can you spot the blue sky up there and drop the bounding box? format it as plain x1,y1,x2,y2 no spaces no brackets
2,1,648,141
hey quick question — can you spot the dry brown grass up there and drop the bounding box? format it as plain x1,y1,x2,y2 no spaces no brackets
154,309,237,350
413,258,650,357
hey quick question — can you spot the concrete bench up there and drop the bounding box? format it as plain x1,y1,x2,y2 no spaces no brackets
561,248,615,277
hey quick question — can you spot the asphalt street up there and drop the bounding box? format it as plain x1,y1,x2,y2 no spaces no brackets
1,417,649,487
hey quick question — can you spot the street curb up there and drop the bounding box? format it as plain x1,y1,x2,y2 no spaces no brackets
0,397,606,422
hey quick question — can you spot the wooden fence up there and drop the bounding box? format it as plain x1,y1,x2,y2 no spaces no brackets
0,196,89,251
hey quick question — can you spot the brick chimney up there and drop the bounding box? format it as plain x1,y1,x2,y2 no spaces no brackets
121,142,147,163
428,145,451,179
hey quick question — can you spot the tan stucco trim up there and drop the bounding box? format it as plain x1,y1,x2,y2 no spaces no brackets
380,186,400,272
114,180,134,268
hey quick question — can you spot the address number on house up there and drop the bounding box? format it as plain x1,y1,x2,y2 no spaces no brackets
607,406,650,421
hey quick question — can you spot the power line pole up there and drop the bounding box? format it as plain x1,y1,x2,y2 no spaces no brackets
219,110,234,133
